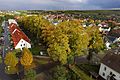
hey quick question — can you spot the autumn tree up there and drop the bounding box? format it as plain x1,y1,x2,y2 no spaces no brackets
4,52,18,67
86,26,104,60
20,48,33,66
68,26,90,56
47,29,71,64
56,21,90,64
18,15,54,41
18,16,100,65
87,26,104,52
5,66,18,74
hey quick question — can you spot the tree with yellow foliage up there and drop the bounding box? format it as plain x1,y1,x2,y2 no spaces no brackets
87,26,104,52
47,29,71,64
4,52,18,67
20,48,33,66
5,66,18,74
86,26,104,61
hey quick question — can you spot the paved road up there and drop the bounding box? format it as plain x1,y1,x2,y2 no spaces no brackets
2,21,11,58
0,63,13,80
0,21,14,80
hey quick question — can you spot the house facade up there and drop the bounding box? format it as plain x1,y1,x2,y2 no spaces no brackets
98,23,111,34
15,39,31,50
99,27,111,33
99,48,120,80
99,63,120,80
8,20,31,50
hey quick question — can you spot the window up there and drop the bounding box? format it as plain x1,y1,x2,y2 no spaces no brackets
21,44,22,46
110,72,112,75
103,73,105,76
24,44,25,46
21,41,23,43
104,67,106,71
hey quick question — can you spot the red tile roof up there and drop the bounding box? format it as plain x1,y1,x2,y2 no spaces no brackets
9,23,30,47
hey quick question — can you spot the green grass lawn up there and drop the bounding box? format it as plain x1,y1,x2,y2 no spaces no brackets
0,55,2,63
69,65,93,80
30,46,41,55
35,72,49,80
0,27,2,37
34,57,49,66
30,43,48,55
36,60,48,65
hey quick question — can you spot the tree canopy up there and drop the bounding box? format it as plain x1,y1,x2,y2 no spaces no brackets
18,15,104,64
4,52,18,67
20,48,33,66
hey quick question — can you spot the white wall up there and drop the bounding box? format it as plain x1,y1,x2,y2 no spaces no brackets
99,27,111,32
105,42,111,50
114,37,120,42
99,63,120,80
15,39,31,50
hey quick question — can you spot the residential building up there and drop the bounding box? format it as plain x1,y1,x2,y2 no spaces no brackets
108,29,120,43
8,22,31,50
99,48,120,80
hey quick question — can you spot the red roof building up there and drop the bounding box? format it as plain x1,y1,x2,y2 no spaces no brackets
9,23,31,49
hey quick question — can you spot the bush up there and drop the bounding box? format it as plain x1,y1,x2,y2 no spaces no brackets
24,69,36,80
50,65,67,80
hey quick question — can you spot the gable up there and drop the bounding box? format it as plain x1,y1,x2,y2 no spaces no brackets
15,39,31,50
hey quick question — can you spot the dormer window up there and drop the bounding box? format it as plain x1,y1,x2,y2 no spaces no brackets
104,67,106,71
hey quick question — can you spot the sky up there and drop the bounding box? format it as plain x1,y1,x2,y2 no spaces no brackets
0,0,120,10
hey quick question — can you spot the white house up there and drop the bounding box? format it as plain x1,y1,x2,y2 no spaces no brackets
9,22,31,50
98,23,111,33
99,48,120,80
15,39,31,50
99,27,111,32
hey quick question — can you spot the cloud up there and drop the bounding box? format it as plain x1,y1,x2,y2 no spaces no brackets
0,0,119,10
86,0,120,8
68,0,87,3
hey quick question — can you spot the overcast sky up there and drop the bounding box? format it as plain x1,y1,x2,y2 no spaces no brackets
0,0,120,10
